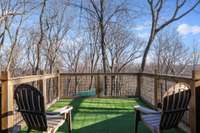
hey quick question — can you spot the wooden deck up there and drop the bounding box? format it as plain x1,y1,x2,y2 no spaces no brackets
0,70,199,132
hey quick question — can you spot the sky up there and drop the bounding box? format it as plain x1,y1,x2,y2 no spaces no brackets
176,12,200,44
6,0,200,53
23,0,200,48
129,0,200,51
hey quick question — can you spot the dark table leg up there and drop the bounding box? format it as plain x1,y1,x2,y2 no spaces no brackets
66,111,72,133
134,109,140,133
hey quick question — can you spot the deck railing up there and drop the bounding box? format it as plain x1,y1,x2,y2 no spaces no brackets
60,73,138,97
0,70,199,132
0,71,60,132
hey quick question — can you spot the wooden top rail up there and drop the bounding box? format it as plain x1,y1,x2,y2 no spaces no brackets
0,73,58,85
60,72,192,83
10,73,58,85
141,72,193,83
60,72,139,76
0,72,193,82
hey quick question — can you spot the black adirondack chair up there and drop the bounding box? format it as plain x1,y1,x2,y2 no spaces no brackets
134,83,191,133
14,84,73,133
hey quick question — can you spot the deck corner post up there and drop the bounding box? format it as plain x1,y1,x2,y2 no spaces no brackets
1,71,14,131
39,70,47,108
43,71,47,108
96,74,101,98
190,70,197,133
154,69,158,107
136,73,141,97
57,70,61,99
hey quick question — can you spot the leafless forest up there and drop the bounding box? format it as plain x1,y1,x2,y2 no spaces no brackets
0,0,200,77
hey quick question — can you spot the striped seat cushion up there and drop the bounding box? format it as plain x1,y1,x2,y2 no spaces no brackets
141,113,161,131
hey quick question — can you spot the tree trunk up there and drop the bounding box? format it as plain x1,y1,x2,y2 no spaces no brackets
99,18,108,96
35,0,46,74
140,26,156,72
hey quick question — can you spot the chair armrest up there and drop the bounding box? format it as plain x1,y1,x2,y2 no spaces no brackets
46,112,60,115
134,105,160,114
157,102,162,109
46,114,64,119
54,106,73,114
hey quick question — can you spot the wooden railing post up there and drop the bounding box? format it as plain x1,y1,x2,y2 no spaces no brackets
190,70,199,133
154,69,158,107
96,74,101,98
57,70,61,99
1,71,14,131
136,73,141,97
38,71,47,108
43,78,47,108
60,73,64,97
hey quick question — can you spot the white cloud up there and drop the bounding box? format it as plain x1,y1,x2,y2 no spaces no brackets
177,24,200,35
133,22,151,31
134,25,145,31
138,32,149,38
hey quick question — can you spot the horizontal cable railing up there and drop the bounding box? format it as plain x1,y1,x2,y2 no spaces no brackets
60,73,138,97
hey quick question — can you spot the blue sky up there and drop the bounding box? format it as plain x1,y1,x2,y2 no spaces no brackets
176,11,200,44
20,0,200,51
129,0,200,50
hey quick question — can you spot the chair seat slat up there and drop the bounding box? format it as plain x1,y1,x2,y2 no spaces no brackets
141,114,161,130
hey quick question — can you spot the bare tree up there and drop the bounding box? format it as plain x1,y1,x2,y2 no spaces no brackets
0,0,24,49
83,20,100,89
192,40,200,70
25,29,40,74
106,24,142,73
141,0,200,72
153,30,191,75
70,0,129,95
0,0,36,74
61,39,84,73
104,23,143,95
85,19,100,73
34,0,47,74
43,0,71,73
5,16,23,71
60,37,85,94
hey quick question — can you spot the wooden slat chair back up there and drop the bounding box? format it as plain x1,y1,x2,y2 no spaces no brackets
160,83,191,130
14,84,48,131
134,82,191,133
